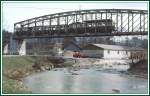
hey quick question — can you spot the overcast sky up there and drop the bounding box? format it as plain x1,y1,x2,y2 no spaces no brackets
2,1,148,32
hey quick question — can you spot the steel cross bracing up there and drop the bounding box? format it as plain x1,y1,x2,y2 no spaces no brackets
14,9,148,38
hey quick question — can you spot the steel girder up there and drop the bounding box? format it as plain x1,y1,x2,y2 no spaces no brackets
14,9,148,38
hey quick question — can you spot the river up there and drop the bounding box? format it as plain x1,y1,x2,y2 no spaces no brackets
23,65,148,94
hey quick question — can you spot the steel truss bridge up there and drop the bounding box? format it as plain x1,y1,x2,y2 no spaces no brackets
14,9,148,38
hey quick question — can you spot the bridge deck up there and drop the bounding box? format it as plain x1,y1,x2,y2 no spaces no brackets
13,31,147,39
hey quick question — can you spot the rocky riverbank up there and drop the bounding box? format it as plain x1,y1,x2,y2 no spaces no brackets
2,56,76,94
128,59,148,78
2,56,148,93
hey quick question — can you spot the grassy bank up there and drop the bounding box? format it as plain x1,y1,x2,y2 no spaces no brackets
2,56,73,94
2,56,36,94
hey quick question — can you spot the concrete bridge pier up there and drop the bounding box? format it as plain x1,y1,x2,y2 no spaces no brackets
3,44,9,54
18,39,26,55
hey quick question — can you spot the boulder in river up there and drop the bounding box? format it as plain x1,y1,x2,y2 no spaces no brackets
71,72,78,75
112,89,120,93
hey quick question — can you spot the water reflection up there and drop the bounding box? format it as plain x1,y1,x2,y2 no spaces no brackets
23,67,148,94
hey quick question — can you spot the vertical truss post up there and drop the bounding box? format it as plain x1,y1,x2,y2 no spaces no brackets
49,18,51,35
81,14,84,34
34,19,36,36
95,13,97,33
34,20,36,31
42,18,44,32
14,24,16,33
146,15,148,31
105,10,107,32
66,16,68,25
73,14,75,23
65,16,68,33
110,12,113,33
121,13,123,32
132,13,134,32
20,24,23,33
81,14,84,22
57,16,60,35
128,12,129,32
143,14,145,32
75,13,78,34
116,11,118,32
90,13,93,20
101,12,102,20
110,12,112,25
27,20,29,32
67,16,69,34
91,13,93,34
57,17,60,25
140,13,141,32
85,13,87,33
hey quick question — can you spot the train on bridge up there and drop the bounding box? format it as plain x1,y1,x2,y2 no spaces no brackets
14,9,148,38
14,19,115,37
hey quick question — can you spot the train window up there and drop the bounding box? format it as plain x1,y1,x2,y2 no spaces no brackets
39,27,42,30
53,27,56,30
102,23,105,26
88,24,92,27
93,24,96,27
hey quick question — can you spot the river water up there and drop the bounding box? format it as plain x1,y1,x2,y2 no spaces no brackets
23,66,148,94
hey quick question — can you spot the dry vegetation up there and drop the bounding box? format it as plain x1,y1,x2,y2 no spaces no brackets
2,56,35,93
2,56,74,94
2,56,54,93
